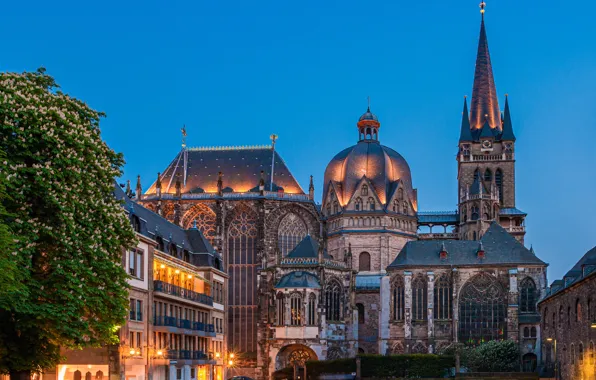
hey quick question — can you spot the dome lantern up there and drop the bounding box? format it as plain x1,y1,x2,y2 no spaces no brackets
357,105,380,142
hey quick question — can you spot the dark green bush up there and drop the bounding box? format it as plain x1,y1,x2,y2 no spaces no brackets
305,358,356,378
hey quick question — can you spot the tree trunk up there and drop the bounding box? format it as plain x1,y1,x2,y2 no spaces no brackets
10,371,31,380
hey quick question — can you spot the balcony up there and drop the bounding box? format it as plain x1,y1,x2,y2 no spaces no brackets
154,280,213,306
167,350,210,361
153,317,216,336
418,233,459,240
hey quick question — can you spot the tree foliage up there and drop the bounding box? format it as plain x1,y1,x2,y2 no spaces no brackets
0,69,137,375
438,340,520,373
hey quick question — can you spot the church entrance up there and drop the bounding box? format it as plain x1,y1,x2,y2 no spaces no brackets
275,344,318,379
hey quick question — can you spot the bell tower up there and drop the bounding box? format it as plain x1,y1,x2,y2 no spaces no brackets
457,2,525,242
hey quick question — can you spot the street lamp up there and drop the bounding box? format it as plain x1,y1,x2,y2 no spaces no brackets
546,338,558,380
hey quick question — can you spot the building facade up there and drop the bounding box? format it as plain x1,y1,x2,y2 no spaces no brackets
130,4,549,380
538,246,596,379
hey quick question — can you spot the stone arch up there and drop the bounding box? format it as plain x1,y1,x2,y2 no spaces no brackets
266,203,319,253
390,341,404,354
277,213,308,257
275,344,317,370
411,342,428,354
181,203,216,242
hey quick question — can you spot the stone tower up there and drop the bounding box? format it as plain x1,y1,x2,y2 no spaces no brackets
457,2,526,242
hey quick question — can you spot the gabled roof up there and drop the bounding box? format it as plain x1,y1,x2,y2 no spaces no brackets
145,146,304,195
499,207,527,216
388,222,546,268
469,173,488,195
541,246,596,302
114,184,223,269
287,235,330,259
275,271,321,289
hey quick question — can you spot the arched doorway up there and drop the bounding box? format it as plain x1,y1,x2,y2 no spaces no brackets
522,353,537,372
276,344,318,379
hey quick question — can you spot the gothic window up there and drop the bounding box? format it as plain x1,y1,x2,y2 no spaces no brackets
325,280,342,322
567,306,571,327
531,326,537,338
307,293,316,325
355,198,362,211
278,213,308,257
227,204,258,355
459,273,507,345
576,299,582,322
391,276,405,321
412,275,427,321
523,327,530,338
471,205,479,221
402,201,408,215
398,188,404,201
579,343,584,364
361,185,368,196
290,293,303,326
366,197,374,211
359,252,371,271
462,206,467,222
333,202,339,214
559,306,563,328
495,169,503,203
181,204,217,243
393,200,399,212
519,277,537,313
434,275,452,320
74,371,81,380
356,303,365,324
276,293,285,326
484,169,492,182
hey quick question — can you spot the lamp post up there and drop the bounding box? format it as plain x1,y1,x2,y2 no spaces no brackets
148,348,164,380
213,351,234,380
546,338,558,380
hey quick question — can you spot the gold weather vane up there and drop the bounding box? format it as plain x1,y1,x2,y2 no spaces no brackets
479,1,486,14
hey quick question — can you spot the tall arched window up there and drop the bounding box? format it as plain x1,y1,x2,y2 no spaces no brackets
355,198,363,211
359,252,371,271
227,204,258,355
559,306,563,328
484,169,492,182
531,326,537,337
181,204,217,243
333,202,339,214
579,343,584,364
398,188,404,201
356,303,365,324
290,293,303,326
361,185,368,196
471,205,479,220
412,275,427,321
368,197,375,211
434,275,452,320
576,299,582,322
307,293,316,325
402,201,408,215
391,276,405,321
278,213,308,257
567,306,571,327
495,169,503,203
519,277,537,313
325,280,342,322
459,273,506,345
276,292,285,326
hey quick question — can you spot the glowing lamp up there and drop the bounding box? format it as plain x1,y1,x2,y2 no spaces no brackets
215,352,221,358
228,360,233,366
129,349,136,356
230,353,235,359
160,264,165,269
187,275,192,279
175,269,180,274
546,337,553,342
591,321,596,329
157,350,163,356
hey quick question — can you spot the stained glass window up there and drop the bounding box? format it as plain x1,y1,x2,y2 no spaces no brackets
434,275,452,320
412,275,427,321
227,204,258,356
290,293,302,326
458,273,506,345
325,280,342,322
277,213,307,256
519,277,537,313
391,276,405,321
484,169,492,182
307,293,316,325
181,204,217,244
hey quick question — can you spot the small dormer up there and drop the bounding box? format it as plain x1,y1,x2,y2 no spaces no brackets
477,242,485,259
439,243,448,260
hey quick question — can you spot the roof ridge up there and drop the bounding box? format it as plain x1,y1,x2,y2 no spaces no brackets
187,145,272,151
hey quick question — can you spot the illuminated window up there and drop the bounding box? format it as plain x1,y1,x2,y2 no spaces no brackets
278,213,307,257
434,275,452,320
519,277,537,313
412,275,427,321
391,276,405,321
128,249,144,279
290,293,303,326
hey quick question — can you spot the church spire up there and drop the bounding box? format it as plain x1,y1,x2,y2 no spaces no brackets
459,96,473,142
500,94,516,141
469,1,501,132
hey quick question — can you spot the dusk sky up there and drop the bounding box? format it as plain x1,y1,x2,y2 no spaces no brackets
2,0,595,282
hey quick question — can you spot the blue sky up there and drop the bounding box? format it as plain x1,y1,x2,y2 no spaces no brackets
2,0,595,282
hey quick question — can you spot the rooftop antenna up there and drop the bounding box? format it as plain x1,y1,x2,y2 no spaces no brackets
269,134,278,191
367,96,371,111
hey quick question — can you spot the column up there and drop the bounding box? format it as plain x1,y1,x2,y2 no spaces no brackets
284,291,290,326
452,268,459,344
169,365,177,380
427,271,435,351
404,271,413,340
508,269,519,341
183,365,191,380
378,276,390,354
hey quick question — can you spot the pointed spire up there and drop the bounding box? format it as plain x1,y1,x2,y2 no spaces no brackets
530,244,535,255
308,175,314,201
479,118,495,139
459,96,473,142
500,94,516,141
470,1,501,132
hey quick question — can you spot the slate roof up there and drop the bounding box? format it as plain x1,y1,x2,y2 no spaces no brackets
499,207,527,216
356,275,383,290
418,211,459,224
287,235,331,259
145,146,304,195
275,271,321,289
469,174,488,195
388,222,545,268
541,246,596,302
114,184,223,270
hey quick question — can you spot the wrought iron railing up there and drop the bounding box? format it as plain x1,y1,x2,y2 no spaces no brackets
153,280,213,306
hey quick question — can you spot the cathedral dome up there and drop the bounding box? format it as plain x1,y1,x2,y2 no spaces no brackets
323,109,415,207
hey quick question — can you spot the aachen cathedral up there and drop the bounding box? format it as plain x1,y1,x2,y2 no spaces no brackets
131,3,548,378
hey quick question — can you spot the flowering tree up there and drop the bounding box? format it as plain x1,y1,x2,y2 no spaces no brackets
0,69,137,379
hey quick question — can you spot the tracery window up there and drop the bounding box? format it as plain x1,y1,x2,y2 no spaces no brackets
333,202,339,214
495,169,503,203
325,280,342,322
277,213,308,257
356,303,365,324
227,204,258,355
459,273,506,345
393,200,399,212
391,276,405,321
519,277,537,313
368,197,375,211
402,201,408,215
355,198,362,211
181,204,217,243
276,293,285,326
161,203,175,222
484,169,492,182
576,299,582,322
307,293,316,325
434,275,452,320
361,185,368,196
412,275,427,321
290,293,303,326
359,252,371,271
